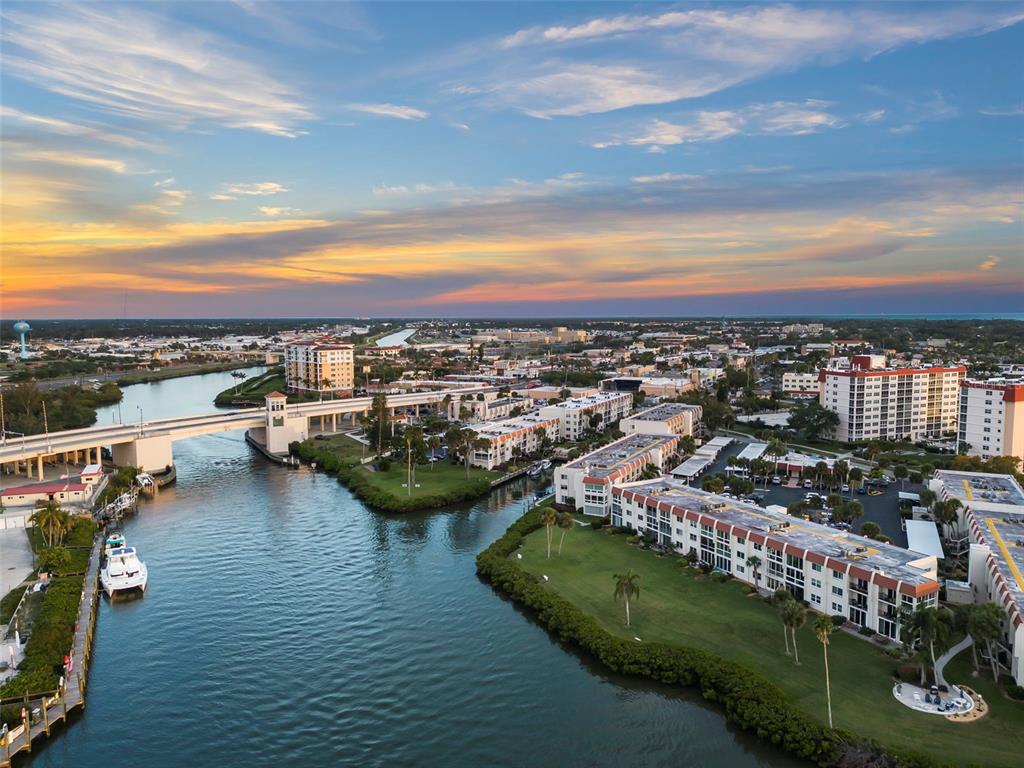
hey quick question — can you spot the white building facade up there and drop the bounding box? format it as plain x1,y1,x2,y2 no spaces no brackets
284,338,355,397
819,357,965,442
620,403,702,438
958,379,1024,459
470,413,561,470
539,391,633,442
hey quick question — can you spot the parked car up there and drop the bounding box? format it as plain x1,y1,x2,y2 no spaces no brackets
803,479,813,489
841,484,850,493
857,485,867,495
771,475,782,485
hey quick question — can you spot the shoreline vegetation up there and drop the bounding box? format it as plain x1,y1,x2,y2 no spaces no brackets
291,435,502,513
116,360,257,386
1,515,96,726
477,509,1023,768
213,367,285,406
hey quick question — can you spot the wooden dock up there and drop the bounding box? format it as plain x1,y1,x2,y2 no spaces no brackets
1,537,102,766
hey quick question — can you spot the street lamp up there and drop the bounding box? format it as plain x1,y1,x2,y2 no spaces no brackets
137,405,145,437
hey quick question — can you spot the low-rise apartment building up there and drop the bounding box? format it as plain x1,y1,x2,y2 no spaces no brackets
781,371,820,397
958,379,1024,459
284,338,355,397
612,478,939,640
620,403,702,438
819,356,965,442
539,391,633,441
556,433,680,515
930,470,1024,684
470,413,561,470
449,395,531,423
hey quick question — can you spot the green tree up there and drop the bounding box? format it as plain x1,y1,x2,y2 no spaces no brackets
37,545,71,575
613,569,641,627
906,606,955,683
30,501,72,548
814,615,835,729
848,466,864,491
788,400,839,441
969,602,1005,682
861,521,882,539
772,589,793,656
427,435,441,470
782,599,807,665
539,506,558,559
745,555,762,590
556,511,574,555
893,464,909,490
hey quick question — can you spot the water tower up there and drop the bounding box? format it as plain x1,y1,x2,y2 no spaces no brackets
13,321,30,360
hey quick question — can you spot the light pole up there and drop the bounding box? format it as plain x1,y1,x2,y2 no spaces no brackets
137,405,144,437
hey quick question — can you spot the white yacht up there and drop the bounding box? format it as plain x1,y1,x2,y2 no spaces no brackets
100,546,148,598
104,531,126,557
540,459,553,471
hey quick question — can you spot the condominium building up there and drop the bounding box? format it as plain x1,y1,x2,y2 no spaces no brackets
284,338,355,397
819,356,965,442
539,391,633,441
556,433,680,515
470,413,561,470
612,479,939,640
620,403,702,438
781,371,820,397
449,395,531,424
930,470,1024,684
958,379,1024,459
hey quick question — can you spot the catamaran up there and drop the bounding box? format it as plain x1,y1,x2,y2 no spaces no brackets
100,546,148,598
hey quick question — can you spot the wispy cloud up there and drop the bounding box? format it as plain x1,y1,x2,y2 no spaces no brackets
348,103,429,120
258,206,303,217
595,101,843,151
630,173,703,184
482,5,1024,117
212,182,289,200
980,104,1024,116
1,5,313,136
14,148,128,173
0,106,155,149
979,256,1001,271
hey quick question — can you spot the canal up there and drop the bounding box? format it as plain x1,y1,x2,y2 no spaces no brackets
30,369,799,767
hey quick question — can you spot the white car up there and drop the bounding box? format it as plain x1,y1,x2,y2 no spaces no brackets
803,479,813,489
841,484,850,493
771,476,782,485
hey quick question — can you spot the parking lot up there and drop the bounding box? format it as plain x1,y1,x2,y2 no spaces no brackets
698,438,921,548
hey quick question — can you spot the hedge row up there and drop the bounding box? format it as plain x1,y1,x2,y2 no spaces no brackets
293,440,493,513
476,510,950,768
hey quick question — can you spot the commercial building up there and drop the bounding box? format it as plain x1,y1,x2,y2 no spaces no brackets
930,470,1024,684
781,371,820,397
284,338,355,397
556,433,680,515
958,379,1024,459
819,356,965,442
470,413,561,470
620,403,702,438
612,478,939,640
539,392,633,442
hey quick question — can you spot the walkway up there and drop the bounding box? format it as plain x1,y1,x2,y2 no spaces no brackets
935,634,973,688
1,536,102,766
0,529,33,597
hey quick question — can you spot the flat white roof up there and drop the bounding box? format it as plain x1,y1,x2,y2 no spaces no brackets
905,520,944,559
737,442,768,461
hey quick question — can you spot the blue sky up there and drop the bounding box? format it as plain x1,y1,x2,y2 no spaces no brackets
2,2,1022,317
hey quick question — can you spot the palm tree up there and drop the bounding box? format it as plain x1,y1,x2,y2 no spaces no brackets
539,506,558,559
31,500,70,548
893,463,909,490
969,602,1005,682
772,589,793,656
427,435,441,470
556,511,574,555
907,606,955,683
767,438,787,475
814,615,835,729
613,569,641,627
848,466,864,492
745,555,762,591
782,600,807,665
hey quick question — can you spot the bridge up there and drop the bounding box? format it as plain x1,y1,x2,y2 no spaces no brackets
0,388,487,478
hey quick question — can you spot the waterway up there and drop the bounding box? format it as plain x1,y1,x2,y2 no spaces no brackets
29,368,798,767
375,327,415,347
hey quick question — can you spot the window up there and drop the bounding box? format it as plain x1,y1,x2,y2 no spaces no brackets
811,594,822,605
810,578,822,589
831,601,843,612
832,586,844,596
811,563,822,572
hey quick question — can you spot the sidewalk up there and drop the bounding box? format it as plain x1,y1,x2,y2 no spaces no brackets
0,527,34,597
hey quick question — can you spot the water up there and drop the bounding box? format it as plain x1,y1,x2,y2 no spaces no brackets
30,369,798,767
375,328,415,347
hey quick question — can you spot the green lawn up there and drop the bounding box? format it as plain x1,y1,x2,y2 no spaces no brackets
517,524,1023,768
213,368,285,404
354,460,501,501
314,433,370,463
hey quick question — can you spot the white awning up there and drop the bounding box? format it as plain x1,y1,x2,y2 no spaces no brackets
905,520,944,559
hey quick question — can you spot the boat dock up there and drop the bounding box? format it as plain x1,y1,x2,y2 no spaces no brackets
1,537,102,766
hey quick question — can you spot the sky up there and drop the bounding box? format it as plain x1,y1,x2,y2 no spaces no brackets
1,1,1022,319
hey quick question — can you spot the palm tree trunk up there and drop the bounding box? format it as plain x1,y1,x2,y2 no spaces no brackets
783,624,791,655
558,529,566,555
987,640,999,683
792,629,800,665
625,597,630,627
546,526,552,559
823,646,833,729
971,641,979,673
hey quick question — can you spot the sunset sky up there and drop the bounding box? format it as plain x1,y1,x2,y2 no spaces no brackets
2,1,1022,318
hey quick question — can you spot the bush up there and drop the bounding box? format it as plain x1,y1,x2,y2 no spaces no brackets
858,626,876,637
830,615,847,627
1006,683,1024,701
475,510,881,768
710,571,731,583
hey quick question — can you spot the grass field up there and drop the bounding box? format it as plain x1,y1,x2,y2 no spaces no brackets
517,524,1023,768
118,361,254,386
213,368,285,405
354,460,501,501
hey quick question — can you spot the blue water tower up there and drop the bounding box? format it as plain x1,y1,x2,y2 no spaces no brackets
13,321,30,360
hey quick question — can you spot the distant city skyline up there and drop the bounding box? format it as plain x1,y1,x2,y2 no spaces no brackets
3,2,1022,318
